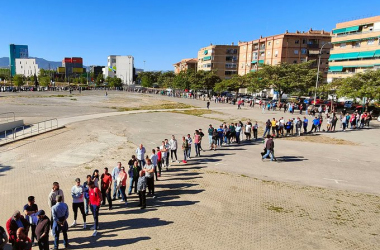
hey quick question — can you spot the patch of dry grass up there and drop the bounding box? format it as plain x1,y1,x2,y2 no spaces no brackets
170,109,224,117
282,134,357,145
115,101,194,112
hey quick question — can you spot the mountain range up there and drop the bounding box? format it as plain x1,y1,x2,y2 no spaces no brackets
0,57,68,69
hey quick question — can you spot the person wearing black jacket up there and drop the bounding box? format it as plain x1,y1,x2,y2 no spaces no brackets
35,210,50,250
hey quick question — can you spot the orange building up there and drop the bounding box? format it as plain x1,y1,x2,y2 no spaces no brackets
173,58,198,74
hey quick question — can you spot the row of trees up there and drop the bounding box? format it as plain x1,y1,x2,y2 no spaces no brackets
137,61,321,97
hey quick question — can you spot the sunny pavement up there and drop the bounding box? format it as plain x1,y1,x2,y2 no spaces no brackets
0,91,379,249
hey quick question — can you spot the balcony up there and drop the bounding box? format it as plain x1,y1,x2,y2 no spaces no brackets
307,44,319,49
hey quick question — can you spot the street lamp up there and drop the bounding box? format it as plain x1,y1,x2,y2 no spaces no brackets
314,42,332,105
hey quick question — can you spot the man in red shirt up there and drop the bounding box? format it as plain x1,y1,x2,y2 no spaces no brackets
14,228,32,250
89,181,102,237
100,167,112,210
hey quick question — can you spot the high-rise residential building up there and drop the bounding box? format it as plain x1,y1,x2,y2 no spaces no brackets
9,44,29,76
15,58,40,77
197,44,239,80
238,30,332,76
57,57,85,78
103,55,134,85
173,58,198,74
327,16,380,83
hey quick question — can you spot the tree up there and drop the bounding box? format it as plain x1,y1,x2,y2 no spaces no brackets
333,69,380,101
96,73,104,85
13,75,24,87
39,76,51,87
191,70,221,91
108,77,123,88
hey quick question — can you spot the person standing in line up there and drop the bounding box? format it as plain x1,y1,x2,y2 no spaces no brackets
100,168,113,210
156,147,162,178
198,129,205,151
0,225,8,250
263,119,271,138
118,166,128,204
150,149,159,181
279,117,285,137
310,117,319,133
92,170,100,188
137,171,147,209
331,115,338,132
295,117,302,136
303,117,308,134
128,155,137,169
88,181,102,237
83,175,91,215
285,119,292,136
35,210,50,250
70,178,86,229
182,136,189,162
208,124,214,149
235,123,241,144
229,124,236,143
111,162,122,200
128,161,141,195
48,182,64,230
262,135,275,161
159,141,167,170
245,122,252,141
194,130,201,157
6,211,30,248
23,196,38,246
14,228,32,250
186,134,193,158
216,125,223,147
270,118,276,137
164,139,170,168
135,144,146,168
143,159,155,198
169,135,178,163
51,195,69,250
253,122,258,140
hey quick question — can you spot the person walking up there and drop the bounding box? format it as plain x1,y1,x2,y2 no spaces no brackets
23,196,38,246
206,101,210,109
169,135,178,163
143,159,155,198
128,161,141,195
88,181,102,237
118,166,128,204
35,210,50,250
111,162,122,200
51,195,69,250
137,171,147,209
70,178,86,229
100,168,113,210
262,135,275,161
48,182,64,230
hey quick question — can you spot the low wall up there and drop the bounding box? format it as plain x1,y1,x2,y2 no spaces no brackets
0,120,24,132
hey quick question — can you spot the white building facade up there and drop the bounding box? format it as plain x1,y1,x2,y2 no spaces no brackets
103,55,134,85
15,58,40,77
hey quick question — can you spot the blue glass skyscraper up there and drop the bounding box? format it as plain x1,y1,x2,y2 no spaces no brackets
9,44,29,76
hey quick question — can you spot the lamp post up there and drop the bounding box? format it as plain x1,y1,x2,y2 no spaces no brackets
314,42,331,105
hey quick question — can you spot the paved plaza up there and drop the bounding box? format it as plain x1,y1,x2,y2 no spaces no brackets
0,91,379,249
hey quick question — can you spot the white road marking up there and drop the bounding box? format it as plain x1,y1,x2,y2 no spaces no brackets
323,178,348,184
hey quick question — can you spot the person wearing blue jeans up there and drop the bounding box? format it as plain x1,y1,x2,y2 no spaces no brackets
83,175,91,215
262,136,275,161
263,119,271,138
111,162,122,200
51,195,69,250
88,181,102,237
128,161,140,194
235,123,241,144
186,134,192,158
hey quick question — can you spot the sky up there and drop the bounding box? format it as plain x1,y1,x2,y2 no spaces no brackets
1,0,379,71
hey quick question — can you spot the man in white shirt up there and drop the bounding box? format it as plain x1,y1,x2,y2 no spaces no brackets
150,149,158,181
111,162,121,200
169,135,179,163
135,144,146,168
143,159,155,198
160,141,168,170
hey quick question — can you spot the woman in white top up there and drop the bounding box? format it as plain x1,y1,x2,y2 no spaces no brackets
244,122,252,141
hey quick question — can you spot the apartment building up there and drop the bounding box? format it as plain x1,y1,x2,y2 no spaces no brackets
57,57,85,78
173,58,198,74
197,44,239,80
238,29,332,76
327,16,380,82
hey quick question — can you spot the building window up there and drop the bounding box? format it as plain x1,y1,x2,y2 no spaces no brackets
295,40,299,44
368,39,374,45
293,60,297,64
353,42,361,48
253,52,258,59
274,50,278,57
300,58,306,63
268,41,271,46
260,52,265,57
243,46,246,50
294,50,299,55
340,43,346,48
225,63,237,69
273,59,277,64
225,70,237,76
302,39,307,44
267,51,271,56
275,40,279,44
301,48,307,54
266,60,270,64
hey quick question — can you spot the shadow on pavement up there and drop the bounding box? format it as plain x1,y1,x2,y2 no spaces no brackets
0,164,12,176
275,156,308,162
69,235,151,249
